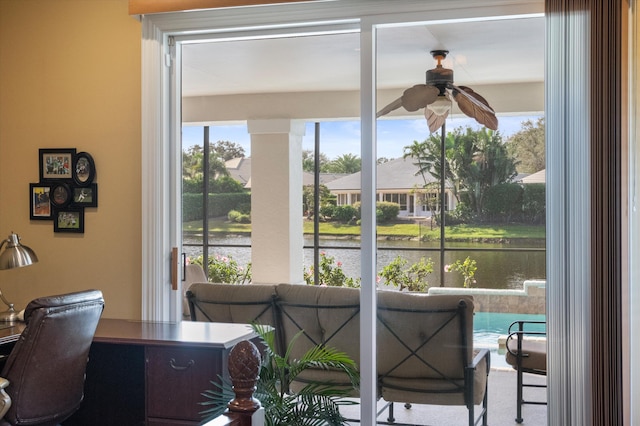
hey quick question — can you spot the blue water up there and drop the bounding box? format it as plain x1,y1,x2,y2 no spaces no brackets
473,312,546,368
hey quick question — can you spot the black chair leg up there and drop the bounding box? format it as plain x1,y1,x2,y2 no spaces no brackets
387,402,395,423
516,364,523,423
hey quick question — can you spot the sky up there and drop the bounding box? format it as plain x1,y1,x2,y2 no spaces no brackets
182,114,543,161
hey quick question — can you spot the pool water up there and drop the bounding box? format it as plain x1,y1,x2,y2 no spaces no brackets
473,312,546,368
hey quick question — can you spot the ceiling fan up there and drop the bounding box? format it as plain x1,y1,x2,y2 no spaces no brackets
376,50,499,133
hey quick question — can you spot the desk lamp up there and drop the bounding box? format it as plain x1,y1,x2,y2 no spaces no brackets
0,232,38,322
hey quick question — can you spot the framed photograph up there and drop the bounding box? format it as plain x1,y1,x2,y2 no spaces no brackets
73,152,96,186
50,182,72,209
71,184,98,208
29,183,52,220
53,209,84,233
39,148,76,181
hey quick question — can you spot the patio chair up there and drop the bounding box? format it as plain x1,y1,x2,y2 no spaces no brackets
505,320,547,423
275,283,361,395
377,291,490,426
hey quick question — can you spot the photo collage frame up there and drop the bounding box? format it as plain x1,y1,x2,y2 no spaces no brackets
30,149,97,233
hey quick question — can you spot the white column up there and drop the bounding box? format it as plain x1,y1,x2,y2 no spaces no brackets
248,119,305,284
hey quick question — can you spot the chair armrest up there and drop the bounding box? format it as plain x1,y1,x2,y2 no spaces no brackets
470,348,491,371
0,377,11,419
507,320,546,335
506,320,546,357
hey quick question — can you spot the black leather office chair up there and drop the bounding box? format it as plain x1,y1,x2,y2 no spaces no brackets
0,290,104,425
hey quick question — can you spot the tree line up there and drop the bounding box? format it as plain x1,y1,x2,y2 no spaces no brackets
181,118,545,224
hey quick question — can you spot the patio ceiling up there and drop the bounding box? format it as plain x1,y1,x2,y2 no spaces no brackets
181,13,545,122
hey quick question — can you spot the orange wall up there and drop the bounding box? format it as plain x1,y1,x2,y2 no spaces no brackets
129,0,312,15
0,0,142,319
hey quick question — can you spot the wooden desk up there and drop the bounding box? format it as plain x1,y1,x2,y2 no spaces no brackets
0,319,256,426
0,323,25,364
85,319,257,425
0,323,25,346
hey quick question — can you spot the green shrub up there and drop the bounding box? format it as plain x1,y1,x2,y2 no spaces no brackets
444,256,477,287
303,184,334,216
192,254,251,285
352,202,362,220
378,256,433,292
183,177,203,194
182,193,203,221
333,205,358,223
522,183,546,224
319,204,336,220
482,183,523,222
303,252,360,288
444,202,473,225
228,210,251,223
376,201,400,223
235,202,251,215
183,192,251,222
211,176,246,193
352,201,399,223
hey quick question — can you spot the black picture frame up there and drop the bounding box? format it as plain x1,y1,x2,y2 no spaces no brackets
73,152,96,186
50,182,72,209
29,183,52,220
71,184,98,208
39,148,76,182
53,209,84,233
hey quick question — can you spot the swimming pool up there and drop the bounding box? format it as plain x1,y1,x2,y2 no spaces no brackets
473,312,546,368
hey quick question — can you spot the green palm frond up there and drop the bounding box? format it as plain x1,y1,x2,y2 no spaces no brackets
289,344,359,388
200,322,359,425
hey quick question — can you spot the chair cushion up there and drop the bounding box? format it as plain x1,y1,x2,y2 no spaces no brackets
505,336,547,372
377,291,474,380
276,284,360,396
380,349,488,406
275,284,360,363
186,283,277,326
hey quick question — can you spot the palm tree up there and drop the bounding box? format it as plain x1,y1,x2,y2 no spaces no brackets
325,153,361,174
404,126,518,217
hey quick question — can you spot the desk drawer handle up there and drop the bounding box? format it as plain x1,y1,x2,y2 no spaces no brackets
169,358,194,371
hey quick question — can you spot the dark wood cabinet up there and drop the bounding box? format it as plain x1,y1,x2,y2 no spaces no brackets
61,319,255,426
146,346,223,423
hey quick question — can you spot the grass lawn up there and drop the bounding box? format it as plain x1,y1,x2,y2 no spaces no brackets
183,218,545,240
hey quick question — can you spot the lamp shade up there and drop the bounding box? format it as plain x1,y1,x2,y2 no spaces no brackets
426,94,451,116
0,233,38,270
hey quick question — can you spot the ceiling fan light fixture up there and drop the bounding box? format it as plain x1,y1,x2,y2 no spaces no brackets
427,94,451,116
376,49,498,130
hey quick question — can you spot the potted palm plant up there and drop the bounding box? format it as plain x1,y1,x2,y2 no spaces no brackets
200,323,360,426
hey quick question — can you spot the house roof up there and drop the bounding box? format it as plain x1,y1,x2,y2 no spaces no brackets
226,157,346,189
325,157,439,191
519,169,546,184
303,172,348,186
225,157,251,186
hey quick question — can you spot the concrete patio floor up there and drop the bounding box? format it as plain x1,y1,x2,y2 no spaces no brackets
342,368,547,425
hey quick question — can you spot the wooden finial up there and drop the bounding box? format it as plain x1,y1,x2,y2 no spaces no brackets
227,340,262,413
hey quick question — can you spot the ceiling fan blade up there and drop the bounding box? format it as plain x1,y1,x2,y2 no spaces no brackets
450,84,499,130
376,97,403,118
401,84,440,112
425,108,448,133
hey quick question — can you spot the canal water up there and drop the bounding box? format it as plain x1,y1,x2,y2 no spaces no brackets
184,234,545,290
